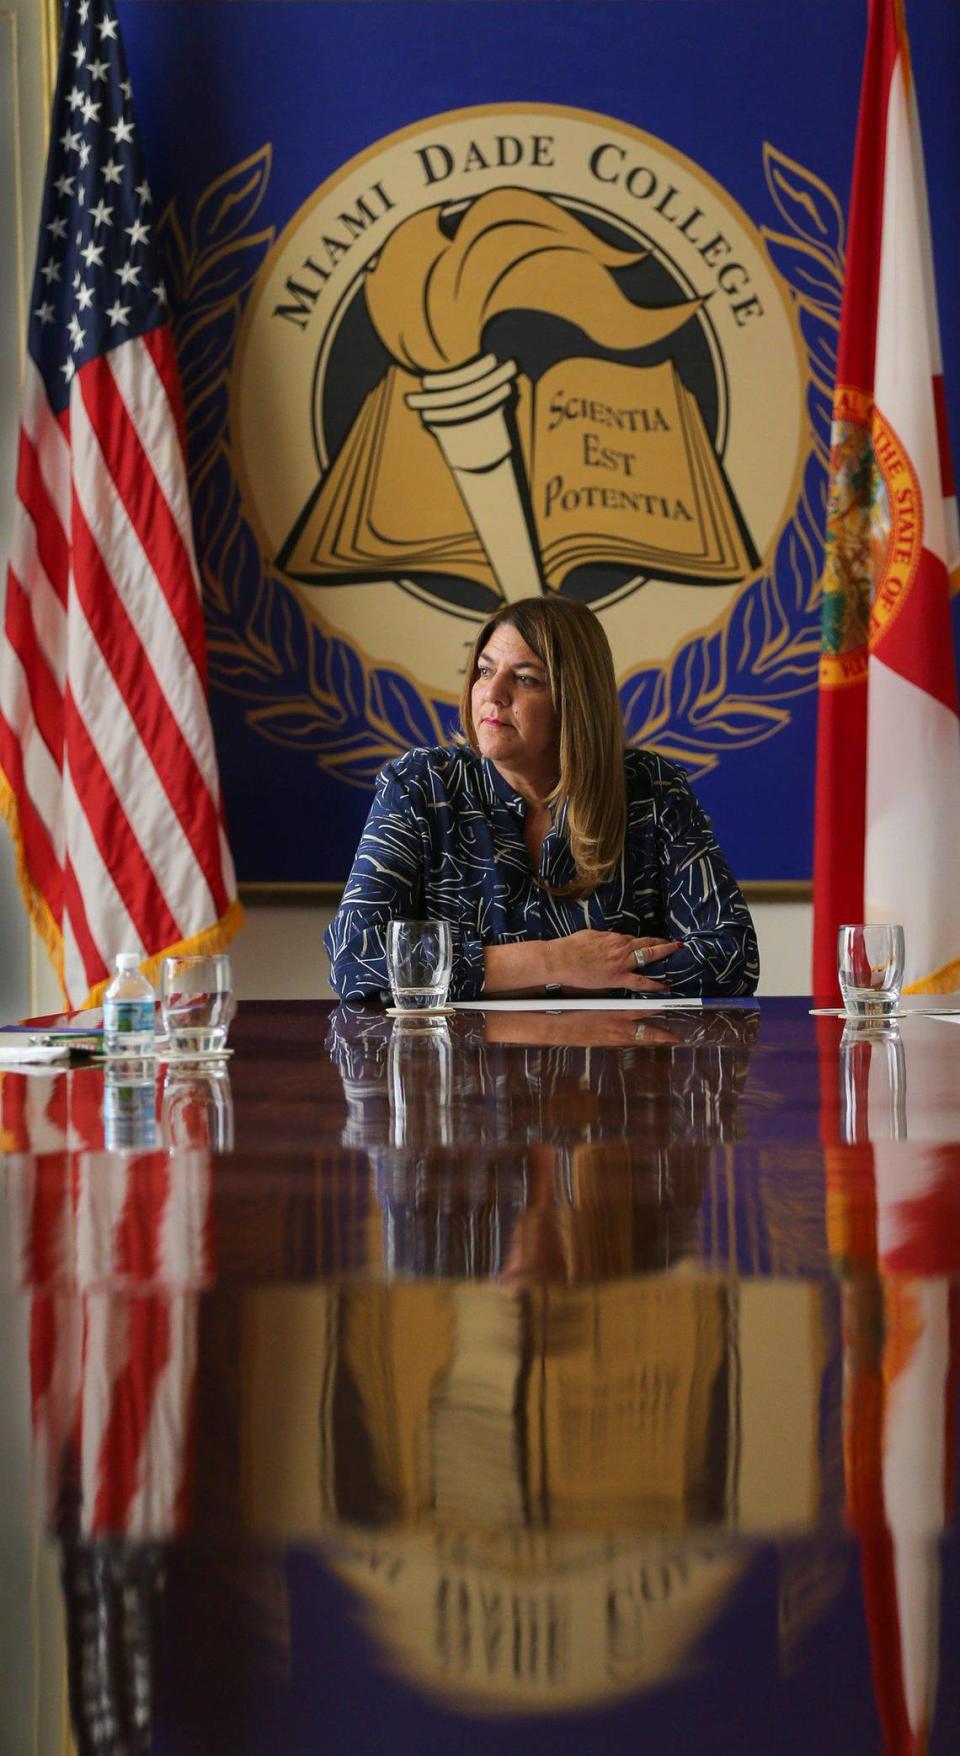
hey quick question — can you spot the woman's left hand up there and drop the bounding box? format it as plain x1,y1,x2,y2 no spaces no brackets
547,929,681,992
632,936,682,969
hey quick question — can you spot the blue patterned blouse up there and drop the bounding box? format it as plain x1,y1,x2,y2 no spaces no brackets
324,744,759,1000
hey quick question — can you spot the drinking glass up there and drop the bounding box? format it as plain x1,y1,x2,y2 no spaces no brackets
160,953,234,1056
839,1020,906,1142
388,1015,453,1147
162,1062,234,1150
385,920,452,1012
837,924,905,1019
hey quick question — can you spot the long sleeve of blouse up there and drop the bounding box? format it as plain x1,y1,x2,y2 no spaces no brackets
323,757,487,1002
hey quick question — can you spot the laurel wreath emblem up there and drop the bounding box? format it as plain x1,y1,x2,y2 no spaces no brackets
158,141,841,792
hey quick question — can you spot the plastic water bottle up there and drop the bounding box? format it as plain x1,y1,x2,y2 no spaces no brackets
103,1061,158,1150
103,953,156,1059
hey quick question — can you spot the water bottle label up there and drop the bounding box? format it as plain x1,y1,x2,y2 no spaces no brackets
104,1080,157,1150
104,1000,154,1035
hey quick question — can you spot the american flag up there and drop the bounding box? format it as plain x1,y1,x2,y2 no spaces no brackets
2,1098,211,1748
0,0,241,1008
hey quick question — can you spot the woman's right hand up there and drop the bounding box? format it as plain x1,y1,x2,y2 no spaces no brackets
548,930,681,993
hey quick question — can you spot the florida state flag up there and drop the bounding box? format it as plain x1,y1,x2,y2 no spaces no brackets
813,0,960,998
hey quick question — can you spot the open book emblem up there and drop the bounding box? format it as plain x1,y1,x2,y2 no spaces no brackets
277,189,759,608
234,106,809,713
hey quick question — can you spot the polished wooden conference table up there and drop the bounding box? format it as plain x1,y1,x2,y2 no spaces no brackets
2,995,960,1754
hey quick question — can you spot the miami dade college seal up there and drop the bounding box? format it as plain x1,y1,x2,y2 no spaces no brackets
234,104,807,700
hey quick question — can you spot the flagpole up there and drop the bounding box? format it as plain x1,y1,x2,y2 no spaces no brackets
39,0,62,131
27,0,63,1019
26,0,69,1019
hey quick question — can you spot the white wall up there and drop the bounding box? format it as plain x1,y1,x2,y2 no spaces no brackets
29,894,811,1013
26,885,814,1011
218,895,812,1003
28,893,810,1014
751,897,812,996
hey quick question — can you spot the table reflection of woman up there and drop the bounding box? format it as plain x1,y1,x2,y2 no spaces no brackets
326,1004,758,1279
325,596,759,1001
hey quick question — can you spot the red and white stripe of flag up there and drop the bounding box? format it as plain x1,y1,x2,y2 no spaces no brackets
844,1273,958,1754
0,325,241,1008
0,1065,104,1157
4,1143,212,1537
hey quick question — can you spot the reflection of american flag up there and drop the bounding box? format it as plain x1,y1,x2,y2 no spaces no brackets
0,1065,103,1156
4,1084,212,1537
0,0,240,1008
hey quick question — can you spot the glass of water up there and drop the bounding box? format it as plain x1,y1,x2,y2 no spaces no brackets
837,924,905,1019
385,920,452,1013
160,953,234,1056
162,1062,234,1150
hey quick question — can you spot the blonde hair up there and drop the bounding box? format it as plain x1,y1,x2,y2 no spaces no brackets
460,596,626,898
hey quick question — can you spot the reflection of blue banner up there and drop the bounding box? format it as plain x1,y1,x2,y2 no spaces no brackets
115,0,960,884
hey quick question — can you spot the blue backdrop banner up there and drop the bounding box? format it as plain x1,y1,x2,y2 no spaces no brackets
114,0,960,884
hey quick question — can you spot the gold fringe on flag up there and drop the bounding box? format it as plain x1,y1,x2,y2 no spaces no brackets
0,769,68,1000
0,1079,17,1155
96,898,246,1011
904,954,960,997
0,766,245,1013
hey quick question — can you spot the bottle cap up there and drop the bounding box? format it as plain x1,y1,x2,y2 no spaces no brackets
115,952,142,971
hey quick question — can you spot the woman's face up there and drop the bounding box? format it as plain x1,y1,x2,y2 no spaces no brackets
471,622,559,785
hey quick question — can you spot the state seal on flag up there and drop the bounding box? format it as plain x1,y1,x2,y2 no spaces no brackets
821,384,923,688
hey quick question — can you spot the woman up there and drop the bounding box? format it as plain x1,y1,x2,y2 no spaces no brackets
324,596,759,1000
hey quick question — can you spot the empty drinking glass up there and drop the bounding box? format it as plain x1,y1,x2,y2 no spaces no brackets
388,1014,454,1147
839,1019,906,1142
837,924,905,1019
160,954,234,1056
385,920,452,1012
162,1062,234,1150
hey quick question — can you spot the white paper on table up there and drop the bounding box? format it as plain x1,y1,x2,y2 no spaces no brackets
451,997,706,1011
0,1043,70,1065
810,1004,960,1018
